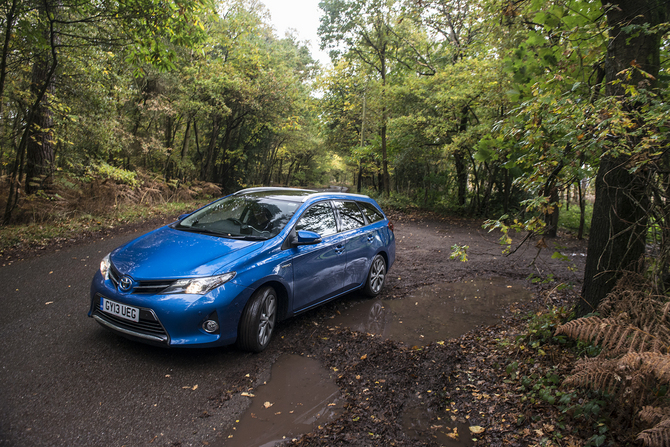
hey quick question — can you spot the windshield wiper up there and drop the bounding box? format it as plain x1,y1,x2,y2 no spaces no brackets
175,226,227,236
228,235,268,241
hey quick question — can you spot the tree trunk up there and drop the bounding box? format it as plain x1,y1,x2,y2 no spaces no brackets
578,155,649,314
0,0,17,118
503,168,511,214
577,180,585,241
25,6,57,194
454,105,470,206
380,47,389,197
577,0,666,316
200,117,220,181
454,150,467,206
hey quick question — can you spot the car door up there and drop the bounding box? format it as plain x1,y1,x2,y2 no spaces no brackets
290,201,347,311
332,200,378,290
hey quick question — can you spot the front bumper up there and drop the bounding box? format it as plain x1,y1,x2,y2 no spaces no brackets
88,271,252,347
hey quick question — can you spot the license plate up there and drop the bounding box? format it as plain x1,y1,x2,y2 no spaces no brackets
100,297,139,322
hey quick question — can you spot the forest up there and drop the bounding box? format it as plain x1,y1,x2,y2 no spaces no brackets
4,0,667,307
2,0,670,444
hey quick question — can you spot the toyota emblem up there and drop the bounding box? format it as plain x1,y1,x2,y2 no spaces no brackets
119,276,133,292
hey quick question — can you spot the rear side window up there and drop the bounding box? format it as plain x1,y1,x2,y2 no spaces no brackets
358,202,384,224
296,202,337,237
333,201,365,232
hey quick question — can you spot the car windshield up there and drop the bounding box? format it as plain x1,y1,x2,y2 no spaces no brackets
175,193,304,240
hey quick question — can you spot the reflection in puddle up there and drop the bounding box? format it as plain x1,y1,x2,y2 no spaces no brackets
331,277,532,345
403,397,474,446
218,354,341,447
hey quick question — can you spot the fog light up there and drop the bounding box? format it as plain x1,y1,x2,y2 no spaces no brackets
202,320,219,333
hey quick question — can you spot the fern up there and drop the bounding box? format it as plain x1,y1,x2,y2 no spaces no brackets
637,418,670,447
562,357,624,395
556,316,669,356
640,406,670,426
599,272,670,344
619,352,670,384
557,273,670,446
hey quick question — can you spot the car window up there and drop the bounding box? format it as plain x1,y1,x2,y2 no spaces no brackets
177,195,300,239
358,201,384,224
333,201,365,232
295,202,337,237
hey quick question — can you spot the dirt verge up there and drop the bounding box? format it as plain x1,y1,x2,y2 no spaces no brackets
252,210,595,446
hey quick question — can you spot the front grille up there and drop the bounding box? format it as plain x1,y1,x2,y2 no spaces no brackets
109,264,176,294
109,264,122,288
131,280,177,294
93,296,169,343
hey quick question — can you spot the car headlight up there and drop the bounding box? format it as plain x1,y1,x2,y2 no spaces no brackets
163,272,236,295
100,253,111,279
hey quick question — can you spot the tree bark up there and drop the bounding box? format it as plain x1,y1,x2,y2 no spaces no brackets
25,2,57,194
454,151,467,206
0,0,18,118
577,180,585,241
577,0,667,316
579,155,649,314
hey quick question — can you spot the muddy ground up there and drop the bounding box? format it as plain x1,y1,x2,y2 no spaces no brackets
259,210,592,447
1,209,594,446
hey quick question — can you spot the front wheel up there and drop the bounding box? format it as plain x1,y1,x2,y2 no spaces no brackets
364,255,386,297
238,286,277,352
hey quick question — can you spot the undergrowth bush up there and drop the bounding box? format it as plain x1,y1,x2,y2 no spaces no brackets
558,202,593,237
90,162,139,187
0,169,221,251
557,273,670,447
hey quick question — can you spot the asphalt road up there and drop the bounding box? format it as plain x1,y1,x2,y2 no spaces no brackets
0,230,268,447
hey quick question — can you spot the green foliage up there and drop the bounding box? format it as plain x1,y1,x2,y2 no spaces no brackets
0,200,196,252
449,244,469,262
559,202,593,236
504,305,615,446
0,0,330,226
90,163,139,188
515,306,572,352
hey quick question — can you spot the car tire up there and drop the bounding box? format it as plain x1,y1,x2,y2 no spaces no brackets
238,286,277,352
364,254,386,297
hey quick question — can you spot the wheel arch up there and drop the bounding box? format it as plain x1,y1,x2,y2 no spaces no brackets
375,250,389,269
251,280,289,321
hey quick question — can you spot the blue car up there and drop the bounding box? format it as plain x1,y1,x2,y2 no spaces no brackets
88,187,395,352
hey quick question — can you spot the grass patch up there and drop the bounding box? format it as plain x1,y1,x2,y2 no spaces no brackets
0,201,198,253
558,202,593,237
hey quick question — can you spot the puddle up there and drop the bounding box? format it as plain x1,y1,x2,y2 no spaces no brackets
218,354,341,447
402,396,475,446
331,277,532,345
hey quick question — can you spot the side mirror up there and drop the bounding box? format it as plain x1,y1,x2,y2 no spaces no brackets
292,230,322,246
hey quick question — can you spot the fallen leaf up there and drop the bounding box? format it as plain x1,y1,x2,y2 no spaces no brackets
264,401,273,409
469,426,485,434
241,392,254,397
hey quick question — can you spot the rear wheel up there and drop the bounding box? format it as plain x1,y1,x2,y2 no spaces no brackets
364,255,386,297
237,286,277,352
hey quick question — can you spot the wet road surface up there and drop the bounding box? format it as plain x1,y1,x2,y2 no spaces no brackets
0,231,261,446
330,277,533,345
0,214,585,446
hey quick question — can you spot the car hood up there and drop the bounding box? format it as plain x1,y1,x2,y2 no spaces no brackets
110,226,266,279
